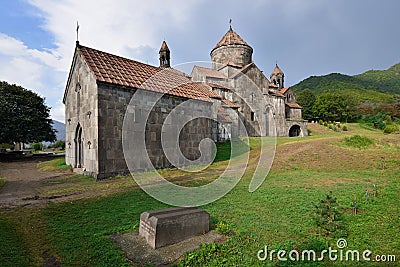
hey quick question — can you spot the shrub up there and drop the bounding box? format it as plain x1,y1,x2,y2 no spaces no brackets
318,120,324,125
323,121,328,127
343,135,374,149
314,191,347,238
333,126,338,132
31,143,43,151
328,124,333,130
383,124,399,134
342,125,348,131
49,140,66,150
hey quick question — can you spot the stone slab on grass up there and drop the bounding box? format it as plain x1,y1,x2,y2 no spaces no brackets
139,207,210,249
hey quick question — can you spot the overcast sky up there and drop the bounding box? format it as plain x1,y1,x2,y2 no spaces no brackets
1,0,399,122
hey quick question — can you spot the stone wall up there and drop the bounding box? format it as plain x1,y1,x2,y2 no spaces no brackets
211,45,253,69
99,85,214,177
64,51,99,174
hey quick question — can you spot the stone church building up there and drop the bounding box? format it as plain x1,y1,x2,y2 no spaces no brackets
63,26,307,178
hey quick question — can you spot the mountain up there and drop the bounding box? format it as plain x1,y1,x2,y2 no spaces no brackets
52,120,66,141
291,63,400,102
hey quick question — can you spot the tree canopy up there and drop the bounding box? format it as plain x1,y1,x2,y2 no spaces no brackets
0,81,56,144
296,89,316,120
312,93,359,122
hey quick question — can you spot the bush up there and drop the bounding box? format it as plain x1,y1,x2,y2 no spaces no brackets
49,140,65,150
328,124,333,130
314,191,347,238
31,143,43,151
342,125,348,131
343,135,374,149
323,121,328,127
318,120,324,125
383,124,399,134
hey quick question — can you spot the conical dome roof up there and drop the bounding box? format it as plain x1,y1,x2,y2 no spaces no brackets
159,40,170,52
212,26,250,51
270,64,284,76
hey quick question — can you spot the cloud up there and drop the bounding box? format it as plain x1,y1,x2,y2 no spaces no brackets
1,0,202,122
50,99,65,123
27,0,197,67
1,0,399,123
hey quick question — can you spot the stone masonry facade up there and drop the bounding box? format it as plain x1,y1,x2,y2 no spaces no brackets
63,26,307,178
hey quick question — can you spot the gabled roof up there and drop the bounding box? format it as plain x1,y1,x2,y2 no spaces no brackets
268,82,279,89
192,65,227,79
65,44,219,103
213,26,250,51
280,87,290,94
166,82,219,102
268,90,285,98
207,82,231,91
78,44,161,88
229,62,254,79
217,61,242,70
286,102,302,109
221,99,240,109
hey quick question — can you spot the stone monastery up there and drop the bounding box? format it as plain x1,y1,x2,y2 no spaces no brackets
63,26,307,178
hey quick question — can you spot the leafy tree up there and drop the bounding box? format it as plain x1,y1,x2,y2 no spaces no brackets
313,93,359,122
296,89,316,120
0,81,56,144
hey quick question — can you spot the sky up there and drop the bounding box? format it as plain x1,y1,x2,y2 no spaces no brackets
1,0,399,123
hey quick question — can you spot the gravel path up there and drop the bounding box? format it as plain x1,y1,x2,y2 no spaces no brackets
0,157,69,208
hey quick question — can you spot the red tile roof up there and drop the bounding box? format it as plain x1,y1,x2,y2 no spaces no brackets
286,102,302,109
221,99,241,108
79,44,160,88
229,62,254,78
213,26,250,51
280,87,290,94
268,82,279,88
268,90,285,97
76,45,218,102
207,82,231,91
193,65,226,79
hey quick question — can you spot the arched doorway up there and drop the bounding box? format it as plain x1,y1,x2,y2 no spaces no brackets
289,125,301,137
74,123,83,168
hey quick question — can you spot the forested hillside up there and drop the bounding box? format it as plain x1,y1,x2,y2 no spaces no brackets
291,63,400,102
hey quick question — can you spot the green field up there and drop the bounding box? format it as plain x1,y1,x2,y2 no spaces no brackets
1,123,399,266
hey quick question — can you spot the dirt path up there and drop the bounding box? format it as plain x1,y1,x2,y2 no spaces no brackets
0,157,70,208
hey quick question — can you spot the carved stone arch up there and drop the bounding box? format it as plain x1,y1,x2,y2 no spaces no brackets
289,124,301,137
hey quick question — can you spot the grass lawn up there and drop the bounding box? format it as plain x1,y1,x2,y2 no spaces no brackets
1,123,399,266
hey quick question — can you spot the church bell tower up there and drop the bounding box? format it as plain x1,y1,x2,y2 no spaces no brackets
159,40,170,67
